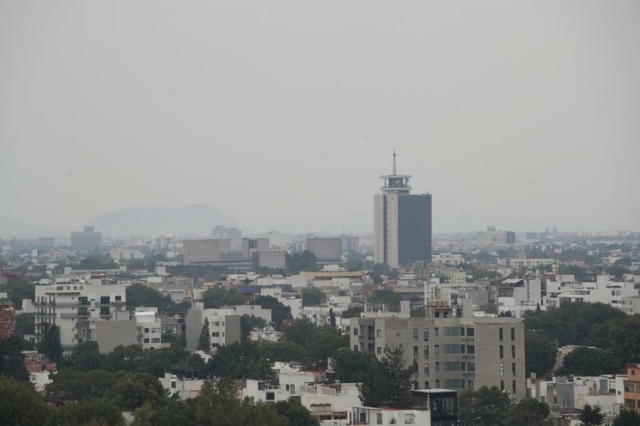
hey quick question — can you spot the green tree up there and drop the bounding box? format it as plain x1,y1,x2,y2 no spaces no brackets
525,331,557,378
197,318,211,352
306,326,348,369
240,315,267,340
608,315,640,365
0,376,49,426
69,340,104,371
45,398,124,426
15,313,34,335
611,408,640,426
206,341,274,380
38,323,63,364
283,318,317,349
252,296,293,329
331,347,375,383
357,345,413,408
46,370,120,403
341,306,363,319
202,285,246,309
126,283,172,312
302,287,326,307
507,397,550,426
7,281,35,309
556,347,620,376
258,341,306,362
113,373,165,411
77,255,118,270
285,250,318,274
368,289,402,311
458,386,512,426
579,403,605,426
329,308,336,328
274,398,319,426
0,335,29,381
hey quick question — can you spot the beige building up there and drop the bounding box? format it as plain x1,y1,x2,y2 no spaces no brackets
305,238,343,264
349,302,526,399
185,308,241,351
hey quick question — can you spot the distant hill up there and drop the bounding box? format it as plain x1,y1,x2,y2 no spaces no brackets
86,204,239,237
0,217,70,239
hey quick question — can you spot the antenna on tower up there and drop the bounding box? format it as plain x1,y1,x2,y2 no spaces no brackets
393,150,397,175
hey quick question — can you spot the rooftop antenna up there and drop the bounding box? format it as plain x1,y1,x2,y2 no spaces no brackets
393,150,397,175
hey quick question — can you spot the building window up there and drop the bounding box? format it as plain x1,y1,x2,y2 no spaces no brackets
144,328,150,333
100,307,110,316
171,381,176,389
500,381,505,391
353,345,358,352
413,346,419,359
435,380,440,388
424,364,429,376
211,332,220,337
460,327,465,336
499,328,503,341
435,362,440,372
100,296,110,305
444,327,460,336
512,381,516,394
435,345,439,354
467,345,475,354
468,363,476,372
353,328,358,336
461,345,466,353
377,329,381,337
152,338,160,343
466,327,475,337
625,399,636,408
144,338,149,343
512,345,516,358
512,363,516,376
423,346,429,359
444,362,461,371
115,295,122,302
511,327,515,341
425,381,430,389
434,328,439,337
423,329,429,341
444,344,460,354
500,345,504,359
413,328,419,342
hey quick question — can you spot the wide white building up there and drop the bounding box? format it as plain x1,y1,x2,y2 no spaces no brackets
34,278,127,350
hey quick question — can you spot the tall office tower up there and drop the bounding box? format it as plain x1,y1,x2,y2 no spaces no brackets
374,152,432,268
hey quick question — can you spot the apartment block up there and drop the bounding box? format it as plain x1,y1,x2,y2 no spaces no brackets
624,364,640,412
349,302,526,399
185,308,241,351
34,279,127,350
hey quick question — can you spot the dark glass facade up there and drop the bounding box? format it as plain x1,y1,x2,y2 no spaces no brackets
397,194,432,265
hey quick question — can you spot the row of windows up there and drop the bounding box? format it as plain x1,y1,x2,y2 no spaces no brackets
405,344,477,358
359,326,477,339
623,382,640,393
499,327,516,341
625,399,640,409
422,361,476,374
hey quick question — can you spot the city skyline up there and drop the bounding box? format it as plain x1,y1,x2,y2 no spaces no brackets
2,1,639,234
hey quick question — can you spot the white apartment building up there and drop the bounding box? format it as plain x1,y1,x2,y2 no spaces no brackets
497,278,543,317
34,278,127,350
261,287,303,319
544,275,639,313
433,253,464,266
135,307,163,350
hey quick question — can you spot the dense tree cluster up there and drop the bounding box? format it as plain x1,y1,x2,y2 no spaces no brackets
126,283,191,315
202,285,246,309
459,386,550,426
285,250,318,275
301,287,327,307
357,346,413,408
525,302,640,371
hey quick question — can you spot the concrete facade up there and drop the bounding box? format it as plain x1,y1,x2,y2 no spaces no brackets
349,314,526,399
185,308,241,351
306,238,343,263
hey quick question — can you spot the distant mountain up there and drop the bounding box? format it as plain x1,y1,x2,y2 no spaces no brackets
0,217,70,239
86,204,239,237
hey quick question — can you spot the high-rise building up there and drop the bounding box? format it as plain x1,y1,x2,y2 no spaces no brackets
70,226,102,252
374,152,432,268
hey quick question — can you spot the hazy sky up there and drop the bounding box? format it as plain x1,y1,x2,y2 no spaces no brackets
2,1,639,234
